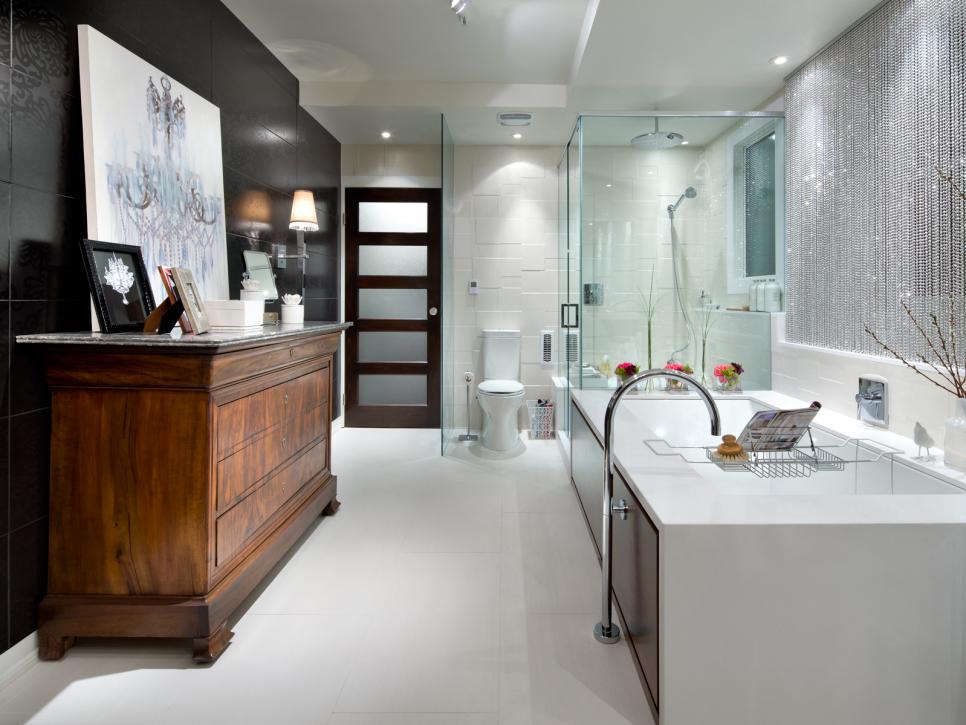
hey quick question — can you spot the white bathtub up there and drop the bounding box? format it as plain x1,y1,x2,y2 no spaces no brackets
625,395,965,496
569,387,966,725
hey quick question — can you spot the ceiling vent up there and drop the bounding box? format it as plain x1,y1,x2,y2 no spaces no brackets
498,112,533,127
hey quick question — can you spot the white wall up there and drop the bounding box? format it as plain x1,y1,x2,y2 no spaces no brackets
451,145,561,431
772,314,955,446
341,143,559,432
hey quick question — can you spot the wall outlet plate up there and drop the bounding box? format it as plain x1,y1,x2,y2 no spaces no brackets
469,280,479,295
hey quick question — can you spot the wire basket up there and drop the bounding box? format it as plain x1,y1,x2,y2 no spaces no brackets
527,401,555,440
643,424,900,480
704,445,847,478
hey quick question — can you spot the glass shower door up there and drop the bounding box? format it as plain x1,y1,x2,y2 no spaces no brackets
441,114,456,453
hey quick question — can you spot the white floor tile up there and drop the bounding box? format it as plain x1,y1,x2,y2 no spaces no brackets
501,614,654,725
330,715,498,725
501,512,600,614
0,428,646,725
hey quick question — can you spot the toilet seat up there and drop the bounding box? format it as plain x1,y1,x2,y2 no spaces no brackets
478,379,524,395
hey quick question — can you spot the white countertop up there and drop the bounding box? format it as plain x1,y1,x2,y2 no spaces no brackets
571,388,966,527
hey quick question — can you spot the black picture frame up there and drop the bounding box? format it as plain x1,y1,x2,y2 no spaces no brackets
79,239,156,333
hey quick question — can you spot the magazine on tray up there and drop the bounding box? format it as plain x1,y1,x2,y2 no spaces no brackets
736,402,822,452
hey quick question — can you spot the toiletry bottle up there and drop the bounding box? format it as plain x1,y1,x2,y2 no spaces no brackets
763,279,782,312
599,354,612,378
748,281,760,311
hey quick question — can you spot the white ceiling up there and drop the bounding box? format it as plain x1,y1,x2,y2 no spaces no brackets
223,0,883,146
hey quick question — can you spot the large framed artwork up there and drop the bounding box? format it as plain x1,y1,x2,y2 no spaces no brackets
77,25,229,312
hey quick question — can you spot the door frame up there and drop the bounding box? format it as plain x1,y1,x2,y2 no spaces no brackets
344,187,441,428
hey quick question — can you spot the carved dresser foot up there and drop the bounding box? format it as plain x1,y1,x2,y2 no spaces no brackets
323,498,341,516
192,624,234,664
38,631,75,661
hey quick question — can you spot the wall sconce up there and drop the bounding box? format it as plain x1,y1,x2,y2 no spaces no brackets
289,189,319,235
275,189,317,297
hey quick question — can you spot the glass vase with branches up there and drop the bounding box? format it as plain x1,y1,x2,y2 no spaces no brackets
638,267,661,371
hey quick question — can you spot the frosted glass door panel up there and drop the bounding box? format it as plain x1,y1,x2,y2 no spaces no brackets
359,202,428,233
359,289,427,319
359,332,428,362
359,375,427,405
359,245,427,276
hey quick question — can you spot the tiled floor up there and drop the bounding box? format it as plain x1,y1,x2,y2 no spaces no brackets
0,428,652,725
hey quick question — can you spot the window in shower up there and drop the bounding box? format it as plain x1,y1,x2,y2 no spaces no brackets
728,118,785,297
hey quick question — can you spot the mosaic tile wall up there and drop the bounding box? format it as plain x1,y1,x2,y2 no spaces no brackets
785,0,966,359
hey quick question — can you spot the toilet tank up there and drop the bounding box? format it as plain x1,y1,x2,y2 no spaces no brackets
482,329,521,381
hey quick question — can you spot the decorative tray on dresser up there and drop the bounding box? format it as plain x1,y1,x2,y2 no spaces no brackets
16,321,351,663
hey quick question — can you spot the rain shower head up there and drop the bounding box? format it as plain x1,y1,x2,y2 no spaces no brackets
668,186,697,217
631,118,686,150
631,130,684,150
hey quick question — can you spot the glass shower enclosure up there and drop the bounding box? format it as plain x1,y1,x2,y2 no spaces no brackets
556,113,785,445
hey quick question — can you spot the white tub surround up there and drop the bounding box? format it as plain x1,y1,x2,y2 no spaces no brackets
570,388,966,725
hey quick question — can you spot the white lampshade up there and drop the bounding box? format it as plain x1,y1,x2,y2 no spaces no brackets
289,190,319,232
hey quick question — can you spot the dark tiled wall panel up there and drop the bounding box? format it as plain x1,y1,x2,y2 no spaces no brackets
0,0,341,652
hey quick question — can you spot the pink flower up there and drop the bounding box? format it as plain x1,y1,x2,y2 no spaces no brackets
615,362,639,379
664,362,693,374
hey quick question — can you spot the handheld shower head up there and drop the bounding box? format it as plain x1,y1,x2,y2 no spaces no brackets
668,186,697,216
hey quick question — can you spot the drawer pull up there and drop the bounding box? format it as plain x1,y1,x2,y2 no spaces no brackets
284,393,289,405
289,348,295,358
282,436,288,447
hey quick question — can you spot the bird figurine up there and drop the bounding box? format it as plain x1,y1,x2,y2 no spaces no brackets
913,422,935,461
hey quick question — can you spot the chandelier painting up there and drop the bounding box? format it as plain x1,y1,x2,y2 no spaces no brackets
78,25,229,304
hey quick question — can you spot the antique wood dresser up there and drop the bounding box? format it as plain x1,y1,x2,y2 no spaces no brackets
16,322,350,663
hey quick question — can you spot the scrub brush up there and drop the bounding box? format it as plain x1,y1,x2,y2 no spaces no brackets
713,434,748,462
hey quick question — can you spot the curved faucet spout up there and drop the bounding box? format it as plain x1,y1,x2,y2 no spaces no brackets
594,370,721,645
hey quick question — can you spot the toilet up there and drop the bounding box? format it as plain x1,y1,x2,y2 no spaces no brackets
477,329,526,451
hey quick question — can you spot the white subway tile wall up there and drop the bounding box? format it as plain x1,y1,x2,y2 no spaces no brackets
452,146,562,431
771,315,954,445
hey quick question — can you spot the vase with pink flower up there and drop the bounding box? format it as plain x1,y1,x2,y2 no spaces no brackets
615,362,640,390
714,362,744,393
663,362,694,392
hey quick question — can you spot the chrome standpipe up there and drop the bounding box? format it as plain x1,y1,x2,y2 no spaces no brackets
594,370,721,644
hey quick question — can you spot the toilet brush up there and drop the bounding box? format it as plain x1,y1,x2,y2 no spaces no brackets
459,371,479,442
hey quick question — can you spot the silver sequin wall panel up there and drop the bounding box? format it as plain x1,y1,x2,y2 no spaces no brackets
785,0,966,359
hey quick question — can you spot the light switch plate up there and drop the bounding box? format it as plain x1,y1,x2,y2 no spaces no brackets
468,280,479,295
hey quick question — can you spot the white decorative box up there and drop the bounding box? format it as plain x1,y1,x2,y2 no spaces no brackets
205,299,264,328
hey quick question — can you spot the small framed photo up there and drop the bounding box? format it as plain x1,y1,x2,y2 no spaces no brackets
158,265,193,333
80,239,156,333
170,267,210,334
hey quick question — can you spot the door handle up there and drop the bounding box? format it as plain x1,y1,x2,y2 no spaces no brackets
612,498,630,521
560,303,578,329
429,307,438,317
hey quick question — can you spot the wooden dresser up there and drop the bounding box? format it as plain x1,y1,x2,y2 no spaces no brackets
17,322,350,663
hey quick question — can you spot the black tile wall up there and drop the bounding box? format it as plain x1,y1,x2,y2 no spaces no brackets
0,0,342,654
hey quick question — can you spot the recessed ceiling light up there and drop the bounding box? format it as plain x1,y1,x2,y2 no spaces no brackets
380,131,392,139
770,55,789,66
681,140,689,145
512,132,523,140
605,183,613,188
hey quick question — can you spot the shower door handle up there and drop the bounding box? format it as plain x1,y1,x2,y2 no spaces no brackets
560,303,579,329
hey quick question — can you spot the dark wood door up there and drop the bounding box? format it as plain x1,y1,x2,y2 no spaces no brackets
345,187,441,428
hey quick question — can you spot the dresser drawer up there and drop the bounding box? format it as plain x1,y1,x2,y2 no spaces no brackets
215,365,330,458
216,402,329,511
216,438,328,567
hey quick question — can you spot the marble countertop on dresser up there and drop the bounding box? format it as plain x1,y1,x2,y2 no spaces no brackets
16,321,352,353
